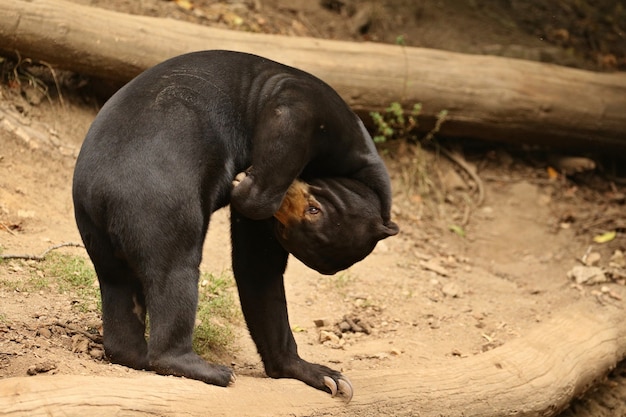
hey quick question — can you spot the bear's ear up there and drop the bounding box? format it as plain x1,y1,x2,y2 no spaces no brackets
379,220,399,239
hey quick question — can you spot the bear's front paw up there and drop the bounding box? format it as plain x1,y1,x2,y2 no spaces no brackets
324,375,353,402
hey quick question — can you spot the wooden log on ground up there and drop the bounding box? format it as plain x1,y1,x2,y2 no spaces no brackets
1,0,626,151
2,300,625,417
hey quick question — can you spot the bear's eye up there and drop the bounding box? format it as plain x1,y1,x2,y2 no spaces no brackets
306,206,320,215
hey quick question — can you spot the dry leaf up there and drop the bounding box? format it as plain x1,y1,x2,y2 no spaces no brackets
593,230,616,244
174,0,193,11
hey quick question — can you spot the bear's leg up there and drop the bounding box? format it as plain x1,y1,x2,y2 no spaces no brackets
143,248,234,387
230,208,353,401
99,277,149,369
78,223,149,370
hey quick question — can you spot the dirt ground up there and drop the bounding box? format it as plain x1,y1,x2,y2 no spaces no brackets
1,0,626,416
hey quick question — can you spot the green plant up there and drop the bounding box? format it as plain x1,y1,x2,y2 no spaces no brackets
370,103,448,145
370,102,422,144
193,271,240,360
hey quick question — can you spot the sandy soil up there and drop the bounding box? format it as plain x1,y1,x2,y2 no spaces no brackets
1,1,625,415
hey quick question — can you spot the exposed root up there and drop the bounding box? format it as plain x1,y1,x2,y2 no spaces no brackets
439,145,485,207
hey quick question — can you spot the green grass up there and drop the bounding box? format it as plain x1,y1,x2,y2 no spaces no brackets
26,272,51,291
193,271,240,360
38,253,100,312
0,252,239,356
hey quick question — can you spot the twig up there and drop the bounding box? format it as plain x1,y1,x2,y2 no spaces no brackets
0,222,16,236
0,242,84,261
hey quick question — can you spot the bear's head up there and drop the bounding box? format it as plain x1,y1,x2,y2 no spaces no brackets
274,178,399,275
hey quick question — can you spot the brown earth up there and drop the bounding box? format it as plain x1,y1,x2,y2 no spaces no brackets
1,1,625,416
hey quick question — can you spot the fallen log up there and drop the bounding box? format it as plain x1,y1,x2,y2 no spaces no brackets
2,300,625,417
1,0,626,151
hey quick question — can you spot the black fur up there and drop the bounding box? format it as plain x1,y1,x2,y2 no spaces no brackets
72,50,397,395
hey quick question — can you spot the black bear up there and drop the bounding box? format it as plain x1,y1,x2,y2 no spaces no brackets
72,50,398,401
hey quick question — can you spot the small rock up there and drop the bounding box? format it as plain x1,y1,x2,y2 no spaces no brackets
89,348,105,360
567,265,607,285
71,335,90,354
442,282,462,298
27,361,56,375
359,321,372,335
319,330,340,344
37,327,52,339
313,319,330,328
338,321,351,333
390,348,402,356
610,250,625,268
584,252,601,266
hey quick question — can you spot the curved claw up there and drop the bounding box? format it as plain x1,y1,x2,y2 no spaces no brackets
323,375,353,403
232,171,247,188
323,376,337,397
337,377,353,403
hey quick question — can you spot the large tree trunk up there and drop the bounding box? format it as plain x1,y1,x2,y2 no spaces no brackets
1,0,626,151
2,301,625,417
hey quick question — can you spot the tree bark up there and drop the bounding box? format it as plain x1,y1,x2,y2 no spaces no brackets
1,0,626,151
2,301,625,417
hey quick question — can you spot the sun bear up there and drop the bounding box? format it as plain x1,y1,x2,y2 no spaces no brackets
72,50,398,401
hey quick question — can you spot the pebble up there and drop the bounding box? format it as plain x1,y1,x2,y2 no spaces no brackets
338,321,351,333
27,361,56,375
89,348,104,360
442,282,462,298
319,330,340,344
313,319,331,328
610,250,625,268
37,327,52,339
567,265,607,285
584,252,601,266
